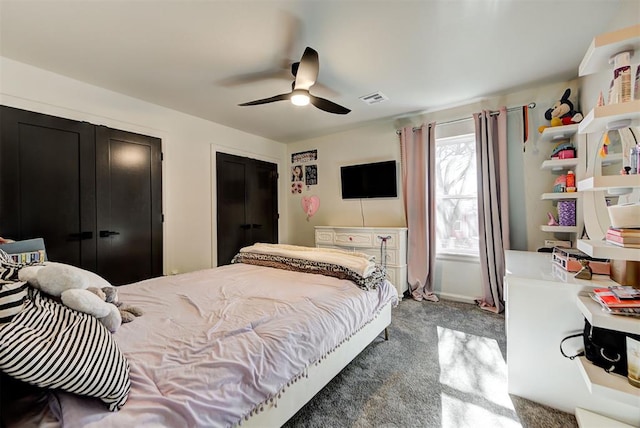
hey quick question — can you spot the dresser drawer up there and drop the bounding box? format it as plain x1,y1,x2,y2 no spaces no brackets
371,231,402,249
385,265,408,296
334,231,373,247
358,247,400,265
315,229,335,245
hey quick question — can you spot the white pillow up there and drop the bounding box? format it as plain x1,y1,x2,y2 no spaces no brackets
19,262,111,290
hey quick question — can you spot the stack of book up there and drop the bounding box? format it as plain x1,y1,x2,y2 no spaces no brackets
605,227,640,248
5,249,46,264
590,286,640,317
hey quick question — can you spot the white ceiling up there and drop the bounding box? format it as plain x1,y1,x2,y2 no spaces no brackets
0,1,636,143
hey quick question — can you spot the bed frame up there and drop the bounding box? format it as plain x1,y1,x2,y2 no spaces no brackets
244,301,392,427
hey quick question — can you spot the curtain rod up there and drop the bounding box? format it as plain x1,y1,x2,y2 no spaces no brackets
396,102,536,134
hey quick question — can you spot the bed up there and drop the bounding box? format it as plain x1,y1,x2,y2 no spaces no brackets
0,242,398,427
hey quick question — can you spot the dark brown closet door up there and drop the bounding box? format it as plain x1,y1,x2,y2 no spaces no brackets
216,152,278,266
0,106,97,269
95,126,163,285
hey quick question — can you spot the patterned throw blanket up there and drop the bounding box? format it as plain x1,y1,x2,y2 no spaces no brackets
233,244,386,290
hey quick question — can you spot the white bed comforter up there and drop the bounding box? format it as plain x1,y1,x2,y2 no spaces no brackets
51,263,398,428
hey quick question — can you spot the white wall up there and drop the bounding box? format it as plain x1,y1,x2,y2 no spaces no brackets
285,78,595,302
284,118,484,302
285,121,405,247
0,57,288,275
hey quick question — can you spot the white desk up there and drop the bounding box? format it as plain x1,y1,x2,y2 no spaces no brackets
505,250,640,427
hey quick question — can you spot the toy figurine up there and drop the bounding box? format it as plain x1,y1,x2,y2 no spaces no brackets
538,88,583,133
574,259,592,280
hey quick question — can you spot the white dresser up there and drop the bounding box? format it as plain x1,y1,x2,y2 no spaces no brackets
314,226,408,297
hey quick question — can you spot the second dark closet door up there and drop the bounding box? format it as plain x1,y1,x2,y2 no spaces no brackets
96,126,163,285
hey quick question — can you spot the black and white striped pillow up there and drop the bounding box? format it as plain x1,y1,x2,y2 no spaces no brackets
0,250,32,323
0,289,130,411
0,281,29,323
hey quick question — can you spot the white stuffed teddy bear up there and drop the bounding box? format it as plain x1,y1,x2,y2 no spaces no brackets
18,263,133,333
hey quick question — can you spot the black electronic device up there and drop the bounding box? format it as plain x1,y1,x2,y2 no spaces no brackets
340,160,397,199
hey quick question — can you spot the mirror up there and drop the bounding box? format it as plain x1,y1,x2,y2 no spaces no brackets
583,127,640,241
599,127,638,177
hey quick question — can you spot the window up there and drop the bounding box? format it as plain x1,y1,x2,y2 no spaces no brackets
435,132,479,256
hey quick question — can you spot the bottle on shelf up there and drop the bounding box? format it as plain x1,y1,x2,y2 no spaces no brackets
566,170,576,192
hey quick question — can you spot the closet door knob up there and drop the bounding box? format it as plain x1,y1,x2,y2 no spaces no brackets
99,230,120,238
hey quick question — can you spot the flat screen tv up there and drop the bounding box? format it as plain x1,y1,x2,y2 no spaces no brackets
340,160,398,199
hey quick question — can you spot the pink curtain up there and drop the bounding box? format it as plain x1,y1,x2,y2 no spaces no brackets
399,123,438,302
473,108,509,313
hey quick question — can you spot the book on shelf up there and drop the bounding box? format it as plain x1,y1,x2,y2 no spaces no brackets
589,293,640,317
605,231,640,244
609,285,640,300
605,239,640,248
4,250,45,265
607,227,640,238
591,287,640,308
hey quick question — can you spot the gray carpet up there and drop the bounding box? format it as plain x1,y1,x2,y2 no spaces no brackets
283,298,578,428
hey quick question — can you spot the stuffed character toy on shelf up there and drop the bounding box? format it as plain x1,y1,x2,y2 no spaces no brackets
538,88,584,133
18,263,142,332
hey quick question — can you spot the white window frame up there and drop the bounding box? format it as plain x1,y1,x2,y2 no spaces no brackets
435,132,480,260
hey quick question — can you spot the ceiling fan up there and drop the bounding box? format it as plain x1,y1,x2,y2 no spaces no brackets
238,47,351,115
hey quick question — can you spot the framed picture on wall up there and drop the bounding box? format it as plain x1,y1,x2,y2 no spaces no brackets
291,149,317,164
291,165,303,182
305,165,318,186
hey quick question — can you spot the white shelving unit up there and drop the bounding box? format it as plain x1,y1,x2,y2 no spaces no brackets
577,23,640,261
570,24,640,427
578,24,640,76
541,225,580,233
576,294,640,335
575,357,639,408
541,192,580,200
538,125,583,245
578,174,640,191
539,123,580,142
541,158,579,171
575,295,640,408
579,100,640,134
577,239,640,261
575,408,635,428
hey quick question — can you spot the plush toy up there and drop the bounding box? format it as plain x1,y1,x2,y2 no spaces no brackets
18,263,142,332
538,88,583,133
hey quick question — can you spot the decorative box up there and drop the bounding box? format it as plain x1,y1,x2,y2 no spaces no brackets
608,203,640,229
558,200,576,226
610,259,640,287
552,247,611,275
555,149,576,159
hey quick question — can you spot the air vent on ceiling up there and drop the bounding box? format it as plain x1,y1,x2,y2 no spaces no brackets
359,92,389,105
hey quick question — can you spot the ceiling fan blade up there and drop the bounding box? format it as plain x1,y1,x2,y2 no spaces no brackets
293,47,319,91
219,69,292,87
309,95,351,115
238,93,291,106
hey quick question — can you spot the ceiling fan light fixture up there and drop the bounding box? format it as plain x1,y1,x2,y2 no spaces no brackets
291,90,310,106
